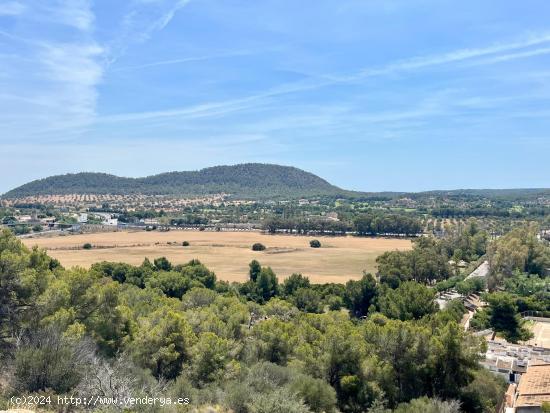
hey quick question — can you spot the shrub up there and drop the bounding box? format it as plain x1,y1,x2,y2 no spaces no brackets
327,295,344,311
310,239,321,248
282,273,310,296
252,243,266,251
181,288,218,309
182,241,190,246
83,243,92,250
247,388,311,413
291,374,338,413
147,271,191,299
14,327,92,393
12,225,30,235
154,256,172,271
293,288,322,313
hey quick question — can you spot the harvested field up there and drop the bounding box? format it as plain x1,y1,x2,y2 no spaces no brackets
22,230,412,283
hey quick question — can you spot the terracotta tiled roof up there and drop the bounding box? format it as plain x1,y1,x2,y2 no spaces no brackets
515,363,550,407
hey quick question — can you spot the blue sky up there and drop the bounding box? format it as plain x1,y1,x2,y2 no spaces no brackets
1,0,550,193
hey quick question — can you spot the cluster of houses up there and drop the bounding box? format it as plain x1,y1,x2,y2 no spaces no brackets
502,362,550,412
437,260,550,412
2,212,56,230
1,211,119,233
439,292,550,412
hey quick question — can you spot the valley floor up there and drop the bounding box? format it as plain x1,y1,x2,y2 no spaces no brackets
22,230,412,283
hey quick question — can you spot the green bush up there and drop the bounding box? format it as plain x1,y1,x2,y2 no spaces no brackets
291,374,338,413
327,295,344,311
293,288,322,313
82,243,92,249
14,328,89,393
147,270,191,299
182,241,190,246
12,225,30,235
309,239,321,248
252,243,266,251
247,388,311,413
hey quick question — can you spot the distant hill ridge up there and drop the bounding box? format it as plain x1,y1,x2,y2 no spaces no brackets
2,163,349,199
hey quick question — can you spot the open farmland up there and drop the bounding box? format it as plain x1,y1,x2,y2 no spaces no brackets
22,230,412,283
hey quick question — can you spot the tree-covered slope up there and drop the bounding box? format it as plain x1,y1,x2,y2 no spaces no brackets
2,163,348,199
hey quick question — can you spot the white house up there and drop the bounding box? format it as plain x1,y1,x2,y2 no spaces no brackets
104,217,118,226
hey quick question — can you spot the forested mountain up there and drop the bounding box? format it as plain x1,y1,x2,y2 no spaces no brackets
4,163,549,201
2,164,349,199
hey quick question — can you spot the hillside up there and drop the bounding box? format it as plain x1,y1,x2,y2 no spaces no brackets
2,163,349,199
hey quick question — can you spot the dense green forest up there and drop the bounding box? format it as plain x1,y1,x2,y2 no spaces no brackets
2,164,347,199
6,226,546,412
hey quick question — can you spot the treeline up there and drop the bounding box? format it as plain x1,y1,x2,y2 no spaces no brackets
470,271,549,342
467,224,550,339
431,205,549,218
263,213,422,236
0,229,506,413
424,223,550,343
170,215,209,226
376,238,453,286
487,224,550,280
376,220,489,287
354,213,422,236
263,217,349,235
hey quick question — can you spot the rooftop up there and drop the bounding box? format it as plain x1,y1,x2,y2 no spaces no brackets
515,363,550,408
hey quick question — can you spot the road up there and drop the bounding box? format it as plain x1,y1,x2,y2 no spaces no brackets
465,260,489,280
460,260,490,330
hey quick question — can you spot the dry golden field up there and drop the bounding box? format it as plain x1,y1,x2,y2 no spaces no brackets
22,230,412,283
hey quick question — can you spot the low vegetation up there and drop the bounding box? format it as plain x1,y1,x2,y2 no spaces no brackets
0,228,515,412
309,239,321,248
2,179,549,412
252,242,266,251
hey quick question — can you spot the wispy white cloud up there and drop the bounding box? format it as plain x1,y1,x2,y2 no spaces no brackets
0,0,104,139
45,0,95,32
112,50,251,72
349,31,550,79
10,1,96,31
147,0,191,33
97,97,257,124
37,41,104,125
0,1,26,16
466,46,550,66
108,0,192,63
95,31,550,126
2,0,200,141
